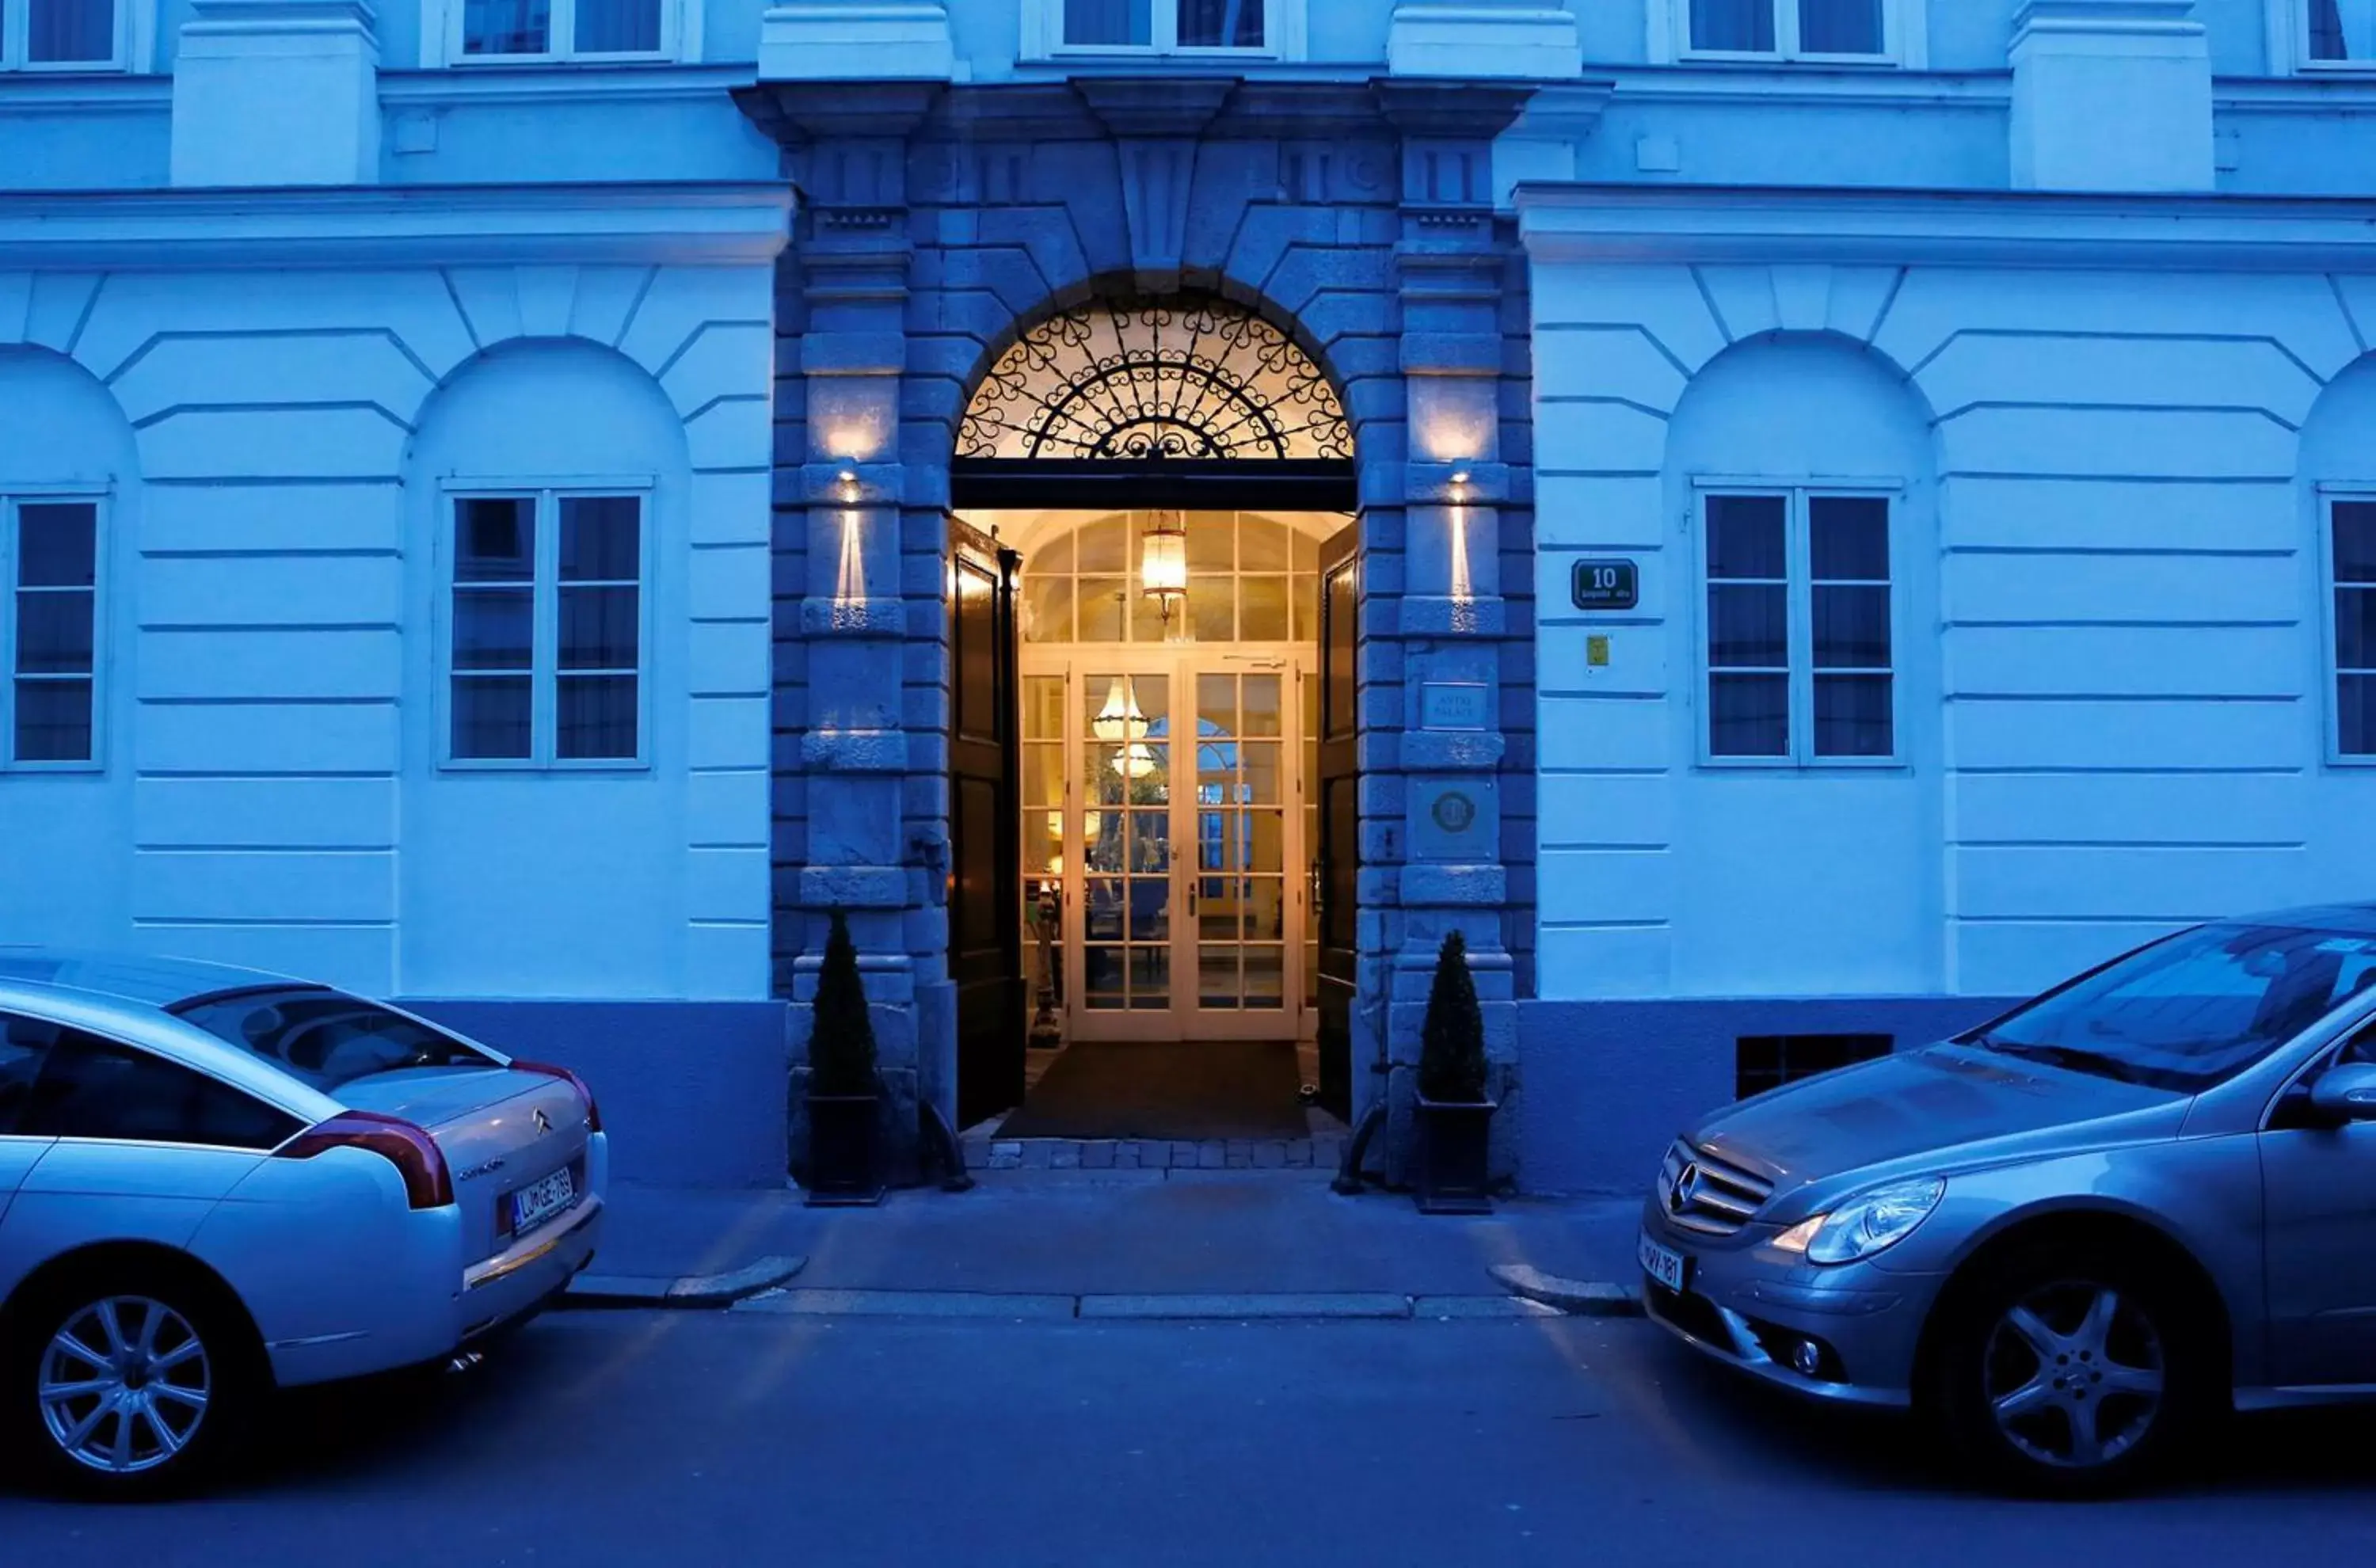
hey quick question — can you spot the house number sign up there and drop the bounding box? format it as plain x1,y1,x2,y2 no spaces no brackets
1571,559,1639,612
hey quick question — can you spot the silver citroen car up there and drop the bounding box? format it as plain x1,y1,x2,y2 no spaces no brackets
0,950,606,1495
1639,904,2376,1496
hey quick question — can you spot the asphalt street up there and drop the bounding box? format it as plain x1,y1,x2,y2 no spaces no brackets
5,1308,2374,1567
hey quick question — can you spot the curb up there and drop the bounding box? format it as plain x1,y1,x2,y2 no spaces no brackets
565,1254,807,1310
730,1289,1586,1323
1489,1263,1645,1319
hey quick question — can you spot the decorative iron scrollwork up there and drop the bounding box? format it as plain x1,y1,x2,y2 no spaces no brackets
958,295,1352,463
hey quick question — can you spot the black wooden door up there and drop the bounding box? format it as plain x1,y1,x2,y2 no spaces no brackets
1314,523,1360,1125
950,519,1025,1130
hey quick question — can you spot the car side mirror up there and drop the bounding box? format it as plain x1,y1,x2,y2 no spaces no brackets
2309,1061,2376,1126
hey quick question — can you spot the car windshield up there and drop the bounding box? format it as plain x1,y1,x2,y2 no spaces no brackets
1963,923,2376,1094
169,986,500,1092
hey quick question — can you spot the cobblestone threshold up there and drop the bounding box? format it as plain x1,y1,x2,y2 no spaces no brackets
961,1135,1347,1173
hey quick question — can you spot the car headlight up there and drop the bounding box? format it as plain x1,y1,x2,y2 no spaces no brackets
1771,1178,1944,1265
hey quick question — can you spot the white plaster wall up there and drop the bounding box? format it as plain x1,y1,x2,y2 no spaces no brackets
1532,256,2376,1004
0,261,777,999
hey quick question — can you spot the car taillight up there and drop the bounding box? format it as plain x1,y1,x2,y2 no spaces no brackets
278,1111,455,1210
511,1059,602,1134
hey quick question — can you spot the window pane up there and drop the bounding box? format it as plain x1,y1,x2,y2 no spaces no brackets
1240,575,1290,641
1710,673,1789,757
1065,0,1151,45
17,504,96,588
2344,673,2376,756
575,0,658,50
1812,584,1891,669
560,585,639,671
1810,496,1890,580
1706,494,1787,579
2337,587,2376,672
1799,0,1882,53
1025,573,1074,644
2310,0,2376,60
455,497,535,582
1178,0,1262,47
453,676,531,759
1078,578,1125,642
18,1031,302,1150
558,675,638,759
14,679,92,763
1692,0,1775,51
1239,515,1289,572
560,497,639,580
1708,583,1788,668
0,1013,59,1135
28,0,114,62
1815,674,1894,758
1186,512,1234,573
16,591,94,676
453,588,533,672
2336,501,2376,584
463,0,549,51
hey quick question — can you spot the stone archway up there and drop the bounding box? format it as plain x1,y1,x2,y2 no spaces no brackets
740,76,1540,1184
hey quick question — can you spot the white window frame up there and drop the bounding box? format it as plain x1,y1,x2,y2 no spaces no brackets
2,489,107,774
1020,0,1306,62
2281,0,2376,71
1,0,130,71
435,479,654,774
1651,0,1922,67
1692,478,1905,771
425,0,687,67
2321,485,2376,767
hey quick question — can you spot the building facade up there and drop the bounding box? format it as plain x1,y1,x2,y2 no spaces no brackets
5,0,2376,1193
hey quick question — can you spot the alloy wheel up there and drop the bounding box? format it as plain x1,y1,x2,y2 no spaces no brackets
1982,1281,2165,1471
37,1296,212,1476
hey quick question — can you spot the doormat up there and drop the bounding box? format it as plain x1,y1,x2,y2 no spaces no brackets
995,1041,1308,1141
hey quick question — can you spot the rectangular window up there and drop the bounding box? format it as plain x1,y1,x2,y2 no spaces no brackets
2332,499,2376,757
1701,489,1897,764
2309,0,2376,63
445,490,645,767
6,498,99,767
1687,0,1885,58
1059,0,1266,50
6,0,119,67
460,0,661,58
1736,1033,1893,1099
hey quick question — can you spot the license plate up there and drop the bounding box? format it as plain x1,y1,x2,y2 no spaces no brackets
1639,1231,1689,1294
509,1167,577,1235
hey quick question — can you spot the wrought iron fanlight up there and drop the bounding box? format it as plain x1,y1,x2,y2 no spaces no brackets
958,295,1352,463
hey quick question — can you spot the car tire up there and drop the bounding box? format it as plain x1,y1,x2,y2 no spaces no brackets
1927,1242,2211,1499
4,1262,264,1498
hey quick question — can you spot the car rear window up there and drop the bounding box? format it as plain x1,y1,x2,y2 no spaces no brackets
169,987,499,1093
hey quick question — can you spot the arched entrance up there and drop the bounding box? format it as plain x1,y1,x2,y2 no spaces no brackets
944,292,1362,1140
744,74,1537,1187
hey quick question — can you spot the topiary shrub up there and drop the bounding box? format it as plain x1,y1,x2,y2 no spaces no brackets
1417,929,1488,1104
807,910,879,1098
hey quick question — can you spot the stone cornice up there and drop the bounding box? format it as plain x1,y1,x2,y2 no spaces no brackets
0,182,795,268
1517,183,2376,272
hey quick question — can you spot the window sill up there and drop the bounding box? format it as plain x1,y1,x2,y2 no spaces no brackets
447,51,677,68
0,760,105,775
437,759,653,775
1673,51,1898,69
1695,757,1909,774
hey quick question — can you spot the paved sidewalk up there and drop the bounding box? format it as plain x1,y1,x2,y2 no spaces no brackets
583,1174,1642,1302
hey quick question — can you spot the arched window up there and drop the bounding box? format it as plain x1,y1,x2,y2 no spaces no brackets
960,295,1349,460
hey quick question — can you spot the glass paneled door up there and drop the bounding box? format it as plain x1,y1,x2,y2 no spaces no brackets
1022,651,1308,1042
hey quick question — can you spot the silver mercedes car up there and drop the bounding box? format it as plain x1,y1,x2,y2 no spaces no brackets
1639,904,2376,1495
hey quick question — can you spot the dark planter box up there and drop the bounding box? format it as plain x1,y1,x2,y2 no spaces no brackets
1414,1094,1498,1215
804,1092,885,1208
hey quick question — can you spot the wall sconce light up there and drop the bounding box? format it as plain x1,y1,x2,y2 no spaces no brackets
1140,510,1190,638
